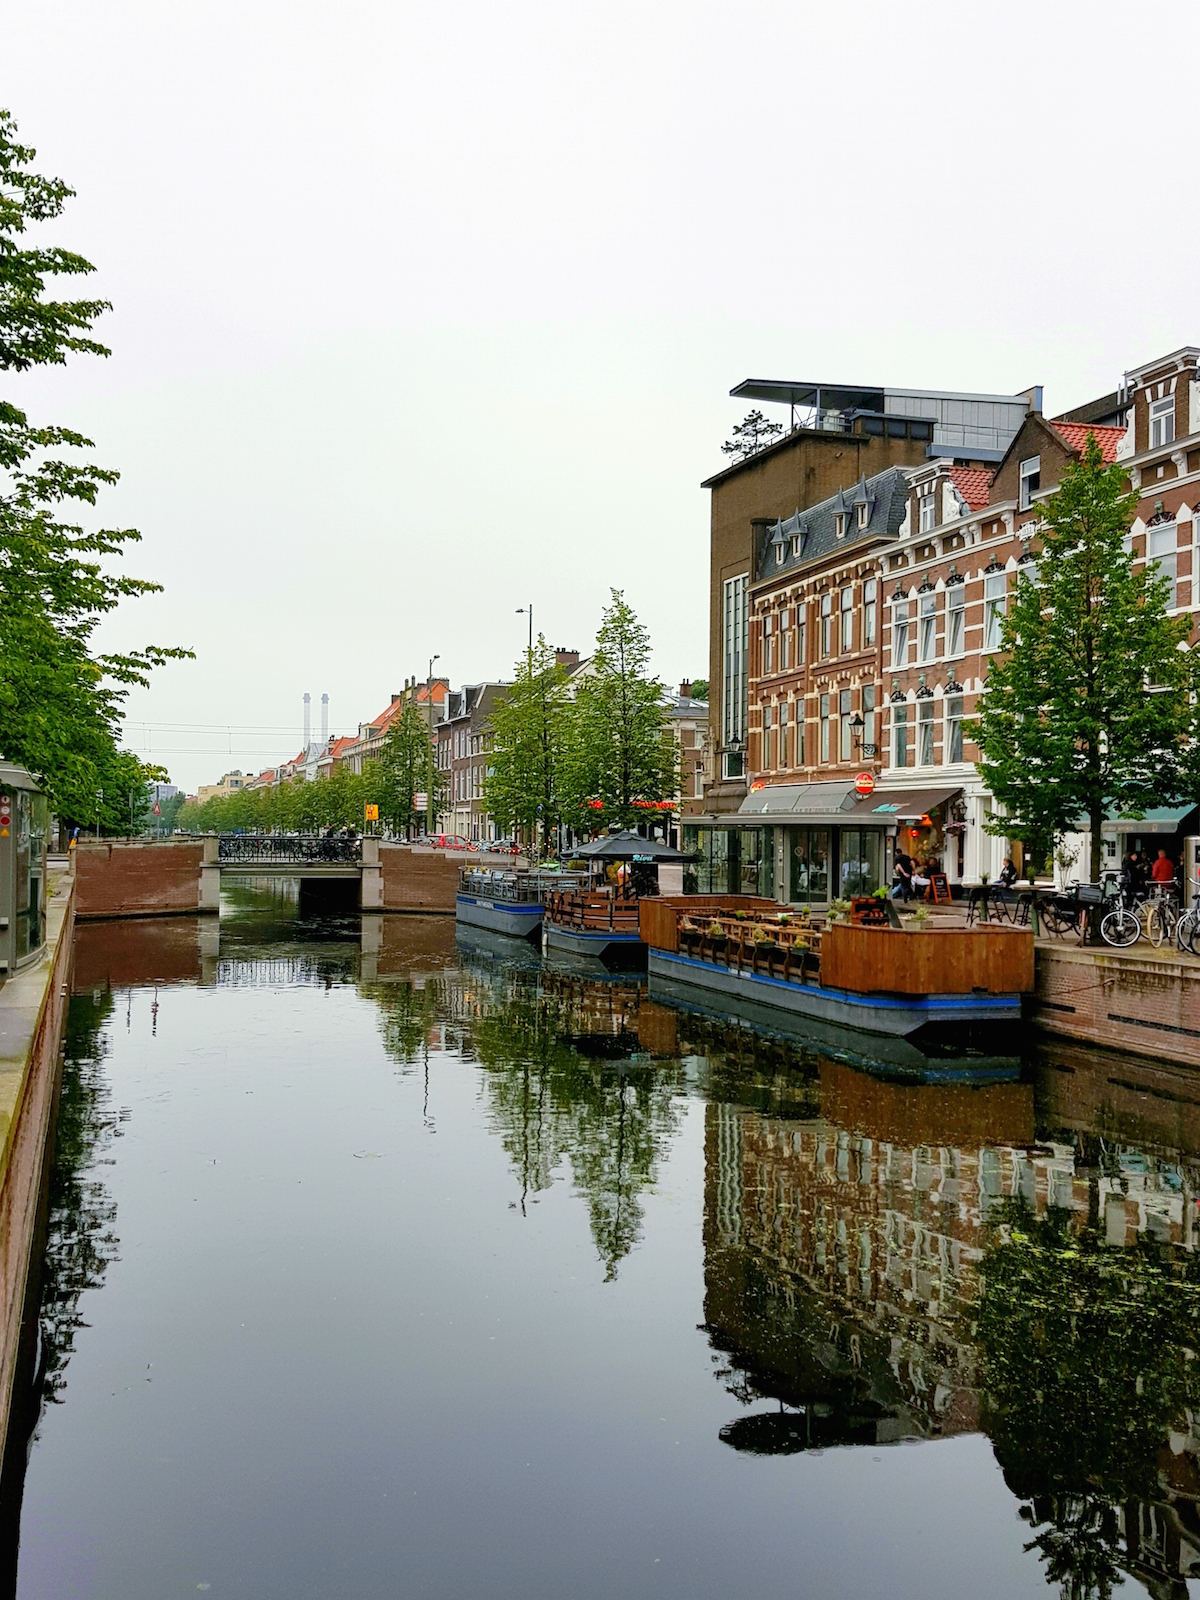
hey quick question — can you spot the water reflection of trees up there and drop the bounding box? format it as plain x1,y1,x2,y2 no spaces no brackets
368,960,685,1281
702,1054,1200,1599
38,993,123,1414
978,1200,1200,1600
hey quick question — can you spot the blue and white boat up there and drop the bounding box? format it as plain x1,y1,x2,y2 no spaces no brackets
456,868,587,942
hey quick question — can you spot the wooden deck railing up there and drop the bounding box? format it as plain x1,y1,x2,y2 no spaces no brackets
546,888,642,934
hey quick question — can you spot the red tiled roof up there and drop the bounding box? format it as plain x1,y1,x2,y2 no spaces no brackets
325,736,355,759
1048,421,1125,464
947,467,993,510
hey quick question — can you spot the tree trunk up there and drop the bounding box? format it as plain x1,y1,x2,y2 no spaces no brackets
1089,802,1103,885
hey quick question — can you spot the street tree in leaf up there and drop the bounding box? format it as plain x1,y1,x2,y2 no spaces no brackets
378,700,435,838
969,434,1196,885
0,109,190,821
563,590,678,832
484,635,567,855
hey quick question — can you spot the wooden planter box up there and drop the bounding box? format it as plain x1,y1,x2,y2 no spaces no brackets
822,921,1034,996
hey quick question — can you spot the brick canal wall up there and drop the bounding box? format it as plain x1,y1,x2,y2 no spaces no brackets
0,868,75,1449
1032,946,1200,1068
379,846,459,913
76,838,218,919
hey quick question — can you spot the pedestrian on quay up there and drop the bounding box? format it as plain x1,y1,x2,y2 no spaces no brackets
1151,847,1177,889
892,850,914,901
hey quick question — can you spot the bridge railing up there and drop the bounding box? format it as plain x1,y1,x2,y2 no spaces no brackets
217,833,363,866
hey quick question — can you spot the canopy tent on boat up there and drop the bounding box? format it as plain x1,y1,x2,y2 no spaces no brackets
576,831,694,862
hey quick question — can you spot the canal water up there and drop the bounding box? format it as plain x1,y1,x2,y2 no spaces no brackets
5,880,1200,1599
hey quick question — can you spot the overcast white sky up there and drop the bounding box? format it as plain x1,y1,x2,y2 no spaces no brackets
7,0,1199,791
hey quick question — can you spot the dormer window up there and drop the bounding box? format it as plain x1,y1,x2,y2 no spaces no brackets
834,512,845,540
918,490,935,534
857,502,869,530
775,541,785,565
1149,395,1175,449
791,535,801,557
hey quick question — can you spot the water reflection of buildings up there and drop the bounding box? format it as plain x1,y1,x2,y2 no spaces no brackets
703,1052,1200,1598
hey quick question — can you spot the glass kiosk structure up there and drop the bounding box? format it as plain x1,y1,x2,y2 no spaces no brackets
0,762,49,978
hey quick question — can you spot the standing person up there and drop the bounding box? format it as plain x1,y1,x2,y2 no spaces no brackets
1151,847,1176,887
893,850,914,901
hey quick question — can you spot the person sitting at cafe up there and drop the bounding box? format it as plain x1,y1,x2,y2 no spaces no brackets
1151,847,1177,888
892,850,914,901
997,855,1018,889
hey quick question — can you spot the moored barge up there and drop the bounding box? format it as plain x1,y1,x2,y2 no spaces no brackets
639,898,1033,1042
456,868,586,941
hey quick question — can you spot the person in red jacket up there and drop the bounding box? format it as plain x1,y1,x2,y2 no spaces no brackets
1151,848,1177,886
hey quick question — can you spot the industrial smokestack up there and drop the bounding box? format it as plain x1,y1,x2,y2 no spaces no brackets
321,693,329,744
303,692,311,748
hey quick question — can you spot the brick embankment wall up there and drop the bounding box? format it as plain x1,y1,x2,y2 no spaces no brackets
76,840,206,919
0,869,75,1447
379,847,459,913
1032,946,1200,1068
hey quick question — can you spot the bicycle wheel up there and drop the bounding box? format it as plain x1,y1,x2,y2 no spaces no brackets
1177,911,1199,956
1148,902,1174,948
1101,907,1141,948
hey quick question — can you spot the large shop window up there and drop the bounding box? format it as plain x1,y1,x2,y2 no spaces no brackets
838,827,883,899
683,827,774,898
788,827,830,904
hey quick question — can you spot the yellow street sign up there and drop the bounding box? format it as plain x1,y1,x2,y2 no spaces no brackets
364,804,379,822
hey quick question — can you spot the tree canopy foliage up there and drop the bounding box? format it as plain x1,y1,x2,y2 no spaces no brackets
721,410,783,461
484,635,569,852
0,109,189,826
971,435,1197,881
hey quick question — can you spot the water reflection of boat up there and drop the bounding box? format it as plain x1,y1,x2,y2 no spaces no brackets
647,982,1021,1082
720,1400,906,1455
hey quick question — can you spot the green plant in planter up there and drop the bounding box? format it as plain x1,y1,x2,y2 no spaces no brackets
733,910,748,921
777,913,792,926
706,920,725,937
751,924,774,945
910,904,932,929
829,897,852,923
872,886,890,901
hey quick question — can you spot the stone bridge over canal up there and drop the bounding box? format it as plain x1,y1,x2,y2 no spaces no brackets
75,836,477,918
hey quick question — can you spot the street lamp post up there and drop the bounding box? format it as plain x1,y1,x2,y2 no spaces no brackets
515,604,533,664
426,654,440,837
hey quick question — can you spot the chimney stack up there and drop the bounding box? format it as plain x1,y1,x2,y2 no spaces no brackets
303,692,311,748
321,693,329,744
679,679,691,698
555,648,580,670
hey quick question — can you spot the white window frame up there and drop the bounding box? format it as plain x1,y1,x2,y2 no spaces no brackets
723,573,749,754
1018,455,1041,512
762,703,773,770
919,491,935,534
984,572,1007,651
892,601,909,668
945,694,964,765
946,585,965,657
839,689,852,763
919,593,938,663
840,587,854,653
1147,522,1179,607
819,693,830,763
1149,395,1175,450
918,700,935,767
862,684,876,755
820,591,833,657
893,704,908,769
863,578,877,647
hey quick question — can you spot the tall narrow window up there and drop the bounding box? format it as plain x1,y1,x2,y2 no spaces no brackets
984,572,1007,651
919,491,935,533
919,593,938,662
779,609,790,672
762,613,773,675
839,689,852,763
1148,523,1179,608
841,588,854,652
892,601,909,667
723,574,748,775
893,704,908,769
863,578,877,647
918,700,935,766
762,704,773,770
819,694,830,763
796,606,807,665
863,684,876,755
779,701,789,769
1149,396,1175,449
947,584,965,656
820,591,833,656
946,695,963,764
1018,455,1041,511
795,701,805,767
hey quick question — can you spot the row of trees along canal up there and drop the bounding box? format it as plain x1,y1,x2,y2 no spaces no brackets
179,590,681,850
0,110,190,831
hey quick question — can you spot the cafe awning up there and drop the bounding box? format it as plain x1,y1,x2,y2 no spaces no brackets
865,786,962,823
1101,804,1199,835
736,780,894,827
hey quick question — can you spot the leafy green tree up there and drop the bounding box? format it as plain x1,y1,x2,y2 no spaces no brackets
0,109,190,818
562,590,678,832
485,634,567,854
379,700,435,838
689,677,709,701
970,436,1196,884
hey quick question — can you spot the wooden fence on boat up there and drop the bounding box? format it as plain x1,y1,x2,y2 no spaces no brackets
638,896,780,953
546,888,642,934
822,922,1034,996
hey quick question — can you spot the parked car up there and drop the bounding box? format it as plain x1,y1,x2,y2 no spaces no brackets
428,833,472,851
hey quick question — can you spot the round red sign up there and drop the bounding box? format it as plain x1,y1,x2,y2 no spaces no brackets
855,772,875,797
